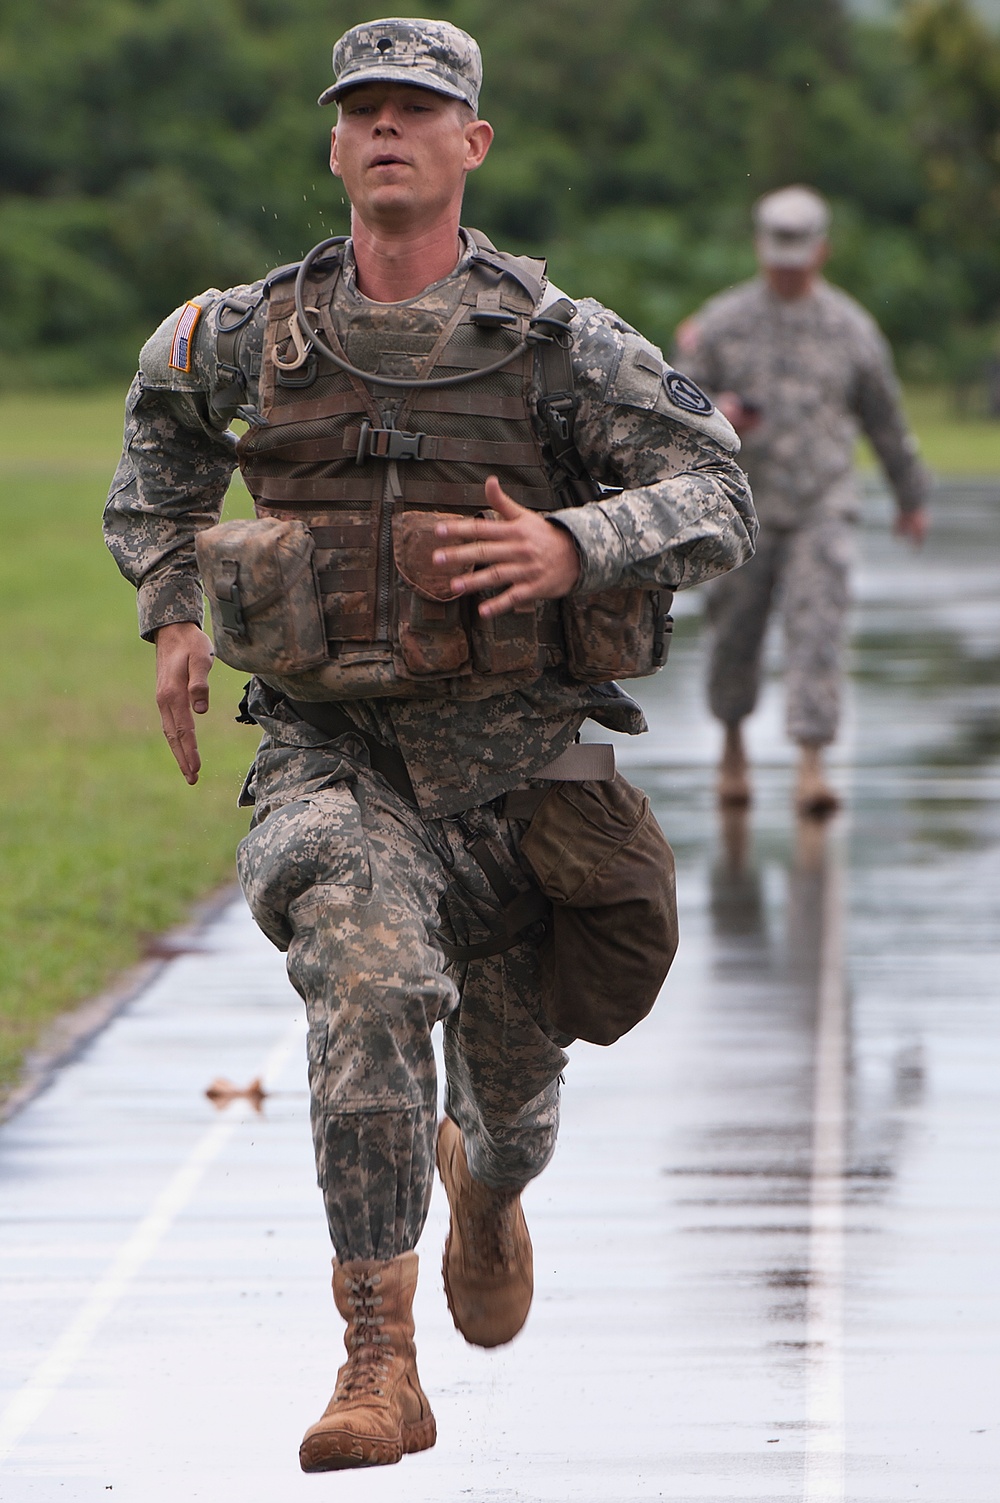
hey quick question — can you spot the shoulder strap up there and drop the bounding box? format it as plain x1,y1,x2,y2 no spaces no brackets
466,227,547,307
262,260,303,294
212,250,346,420
262,244,346,298
531,286,598,502
213,293,262,415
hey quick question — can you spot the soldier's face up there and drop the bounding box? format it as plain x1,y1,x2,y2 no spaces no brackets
757,238,829,300
331,83,492,231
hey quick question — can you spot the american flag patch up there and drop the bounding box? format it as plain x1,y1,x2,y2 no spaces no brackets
168,301,203,372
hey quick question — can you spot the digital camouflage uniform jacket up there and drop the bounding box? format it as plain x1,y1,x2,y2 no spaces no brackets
105,234,757,817
679,276,928,529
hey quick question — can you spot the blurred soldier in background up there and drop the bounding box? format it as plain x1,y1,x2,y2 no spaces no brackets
676,186,928,816
105,15,755,1472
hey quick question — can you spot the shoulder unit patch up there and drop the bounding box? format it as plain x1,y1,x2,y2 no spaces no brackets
168,301,204,373
663,370,713,416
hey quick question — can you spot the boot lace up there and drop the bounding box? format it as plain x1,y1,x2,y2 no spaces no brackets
335,1273,394,1400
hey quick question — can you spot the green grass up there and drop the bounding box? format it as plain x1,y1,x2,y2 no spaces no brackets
858,385,1000,475
0,390,257,1094
1,380,998,1099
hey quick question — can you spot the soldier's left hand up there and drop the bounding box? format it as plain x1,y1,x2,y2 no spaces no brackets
433,476,581,617
894,506,928,547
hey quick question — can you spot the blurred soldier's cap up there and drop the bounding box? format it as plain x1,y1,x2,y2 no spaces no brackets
753,186,830,267
319,17,482,112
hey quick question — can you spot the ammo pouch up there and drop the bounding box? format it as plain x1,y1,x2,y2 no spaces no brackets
197,509,548,690
560,589,671,683
519,773,678,1046
195,514,669,690
195,517,327,676
392,509,540,679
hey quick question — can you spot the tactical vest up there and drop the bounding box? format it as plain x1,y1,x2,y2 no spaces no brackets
198,234,670,702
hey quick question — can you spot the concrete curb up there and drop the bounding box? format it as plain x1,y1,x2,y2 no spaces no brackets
0,883,245,1126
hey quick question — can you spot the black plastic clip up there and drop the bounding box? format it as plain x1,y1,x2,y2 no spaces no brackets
538,392,575,445
469,309,518,329
217,296,260,334
235,404,269,428
652,593,673,666
213,360,247,415
528,297,577,347
356,420,426,462
235,682,257,725
276,352,318,389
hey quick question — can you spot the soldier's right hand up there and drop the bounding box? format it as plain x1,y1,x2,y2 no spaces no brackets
715,391,762,434
153,622,215,785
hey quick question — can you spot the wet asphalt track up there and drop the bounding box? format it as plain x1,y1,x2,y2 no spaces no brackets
1,480,999,1501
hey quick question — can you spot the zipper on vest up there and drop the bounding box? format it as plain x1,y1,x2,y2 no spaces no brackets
373,399,401,644
376,465,398,643
377,506,393,642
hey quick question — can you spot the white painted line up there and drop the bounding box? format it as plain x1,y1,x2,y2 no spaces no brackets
803,840,847,1502
0,1018,303,1466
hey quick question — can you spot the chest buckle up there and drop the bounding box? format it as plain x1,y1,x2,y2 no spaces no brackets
356,420,427,463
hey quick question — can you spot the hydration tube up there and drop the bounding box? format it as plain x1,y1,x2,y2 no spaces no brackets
292,234,545,391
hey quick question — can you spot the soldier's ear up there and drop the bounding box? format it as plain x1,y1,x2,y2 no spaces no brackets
463,117,493,173
330,128,341,179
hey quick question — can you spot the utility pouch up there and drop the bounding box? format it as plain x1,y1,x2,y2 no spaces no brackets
195,517,328,675
561,588,672,683
392,510,470,677
466,508,540,675
469,603,540,675
519,772,678,1046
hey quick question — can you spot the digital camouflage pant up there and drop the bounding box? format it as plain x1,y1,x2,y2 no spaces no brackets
705,512,853,746
236,732,567,1263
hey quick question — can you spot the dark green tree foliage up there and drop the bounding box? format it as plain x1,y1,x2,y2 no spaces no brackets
0,0,342,380
906,2,1000,307
0,0,994,383
456,0,934,354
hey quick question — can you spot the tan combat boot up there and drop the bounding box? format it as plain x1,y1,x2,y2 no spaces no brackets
298,1251,436,1472
717,723,752,807
795,743,840,819
436,1116,533,1348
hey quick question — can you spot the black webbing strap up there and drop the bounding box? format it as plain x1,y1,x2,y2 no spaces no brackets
499,787,549,821
285,698,417,808
213,293,263,422
437,833,550,964
437,884,550,964
466,229,546,308
532,299,603,505
465,835,519,905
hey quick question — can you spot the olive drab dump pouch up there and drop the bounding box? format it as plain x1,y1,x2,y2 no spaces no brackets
518,773,678,1046
194,230,673,700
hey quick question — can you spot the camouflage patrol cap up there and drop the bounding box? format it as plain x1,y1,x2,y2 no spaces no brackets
753,185,830,268
319,17,482,112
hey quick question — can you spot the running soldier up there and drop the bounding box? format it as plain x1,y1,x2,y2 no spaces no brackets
677,185,928,815
105,17,756,1471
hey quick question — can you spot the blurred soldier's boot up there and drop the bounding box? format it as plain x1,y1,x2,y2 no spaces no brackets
436,1116,533,1347
717,722,752,807
795,743,840,819
299,1251,436,1472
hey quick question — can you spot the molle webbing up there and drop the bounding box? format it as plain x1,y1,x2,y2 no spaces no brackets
235,246,559,662
205,236,672,701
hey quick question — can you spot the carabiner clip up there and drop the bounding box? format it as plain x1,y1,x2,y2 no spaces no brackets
271,306,321,371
